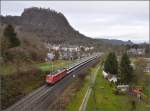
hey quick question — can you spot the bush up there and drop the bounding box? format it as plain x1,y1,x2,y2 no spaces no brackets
1,67,45,109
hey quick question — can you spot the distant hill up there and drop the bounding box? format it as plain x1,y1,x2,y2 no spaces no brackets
0,7,97,46
95,38,133,45
0,7,133,46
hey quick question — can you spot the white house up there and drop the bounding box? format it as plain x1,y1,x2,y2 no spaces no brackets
52,46,60,51
144,58,150,73
144,63,150,73
108,75,117,83
102,70,109,79
47,53,54,60
116,85,129,92
102,70,118,83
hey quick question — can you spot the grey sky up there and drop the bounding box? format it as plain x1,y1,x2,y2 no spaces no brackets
1,1,149,43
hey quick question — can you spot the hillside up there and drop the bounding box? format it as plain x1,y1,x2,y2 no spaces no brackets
0,7,98,46
95,38,133,45
0,7,133,46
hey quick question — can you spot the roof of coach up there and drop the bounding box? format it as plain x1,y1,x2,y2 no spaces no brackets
48,68,66,75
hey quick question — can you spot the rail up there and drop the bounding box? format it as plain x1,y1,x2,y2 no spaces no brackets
4,55,100,111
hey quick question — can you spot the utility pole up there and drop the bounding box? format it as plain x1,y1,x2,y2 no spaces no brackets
51,60,53,72
148,14,150,57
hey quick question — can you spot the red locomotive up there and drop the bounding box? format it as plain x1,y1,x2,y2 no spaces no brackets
46,68,68,85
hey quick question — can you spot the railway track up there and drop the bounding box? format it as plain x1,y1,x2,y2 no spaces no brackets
4,54,101,111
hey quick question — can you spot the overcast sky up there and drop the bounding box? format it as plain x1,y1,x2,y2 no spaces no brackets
1,1,149,43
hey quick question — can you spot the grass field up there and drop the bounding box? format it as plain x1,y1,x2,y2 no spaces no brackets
87,68,150,111
66,67,96,111
65,65,150,111
37,60,72,72
1,60,73,109
1,60,72,75
66,75,90,110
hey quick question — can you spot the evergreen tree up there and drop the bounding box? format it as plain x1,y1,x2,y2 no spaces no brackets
104,52,118,75
119,53,133,84
3,24,20,48
1,24,20,61
134,58,146,84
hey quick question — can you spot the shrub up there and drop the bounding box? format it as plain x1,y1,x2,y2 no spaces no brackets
1,67,45,109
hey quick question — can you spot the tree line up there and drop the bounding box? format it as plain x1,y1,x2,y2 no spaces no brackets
104,52,133,84
1,24,20,61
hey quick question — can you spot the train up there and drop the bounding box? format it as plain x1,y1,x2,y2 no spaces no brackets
46,68,68,85
46,56,97,85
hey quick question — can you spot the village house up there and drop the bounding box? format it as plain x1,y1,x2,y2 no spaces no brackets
102,70,109,79
45,52,55,61
127,48,145,56
144,63,150,73
116,85,129,93
108,75,117,83
102,70,118,83
143,58,150,73
45,43,95,60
